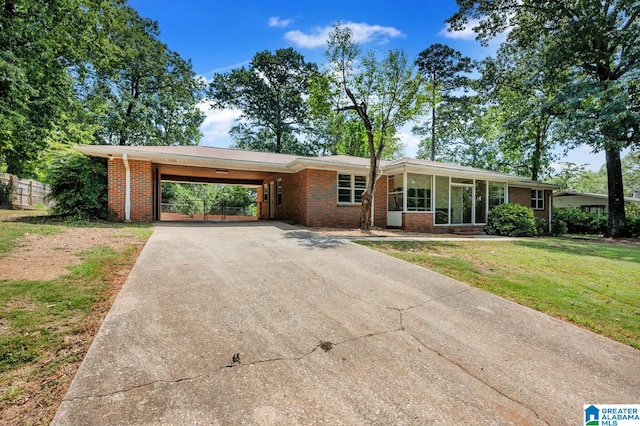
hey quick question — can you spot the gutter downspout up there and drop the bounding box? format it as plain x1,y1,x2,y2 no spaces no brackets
123,153,131,222
548,192,552,234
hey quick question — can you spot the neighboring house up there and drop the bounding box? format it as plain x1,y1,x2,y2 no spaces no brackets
77,145,558,233
553,190,640,215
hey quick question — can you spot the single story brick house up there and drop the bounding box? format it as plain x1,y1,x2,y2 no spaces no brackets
77,145,558,233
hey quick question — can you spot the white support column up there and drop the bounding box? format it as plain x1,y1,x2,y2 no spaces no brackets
123,153,131,222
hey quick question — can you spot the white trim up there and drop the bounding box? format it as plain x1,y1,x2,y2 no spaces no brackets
123,153,131,222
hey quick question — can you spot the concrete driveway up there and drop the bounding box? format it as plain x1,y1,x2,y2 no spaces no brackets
53,222,640,425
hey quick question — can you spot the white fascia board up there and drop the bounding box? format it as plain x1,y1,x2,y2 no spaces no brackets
75,145,292,173
286,158,370,174
381,162,527,182
512,181,561,190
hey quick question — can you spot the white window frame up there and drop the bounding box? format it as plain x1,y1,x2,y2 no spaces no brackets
337,173,367,204
531,189,544,210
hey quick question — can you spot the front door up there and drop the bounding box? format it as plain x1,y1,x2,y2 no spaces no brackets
451,185,473,224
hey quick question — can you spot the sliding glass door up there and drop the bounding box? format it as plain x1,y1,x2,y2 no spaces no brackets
450,185,473,224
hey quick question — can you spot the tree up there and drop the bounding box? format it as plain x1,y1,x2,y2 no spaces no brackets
0,0,94,176
415,43,473,161
448,0,640,236
418,96,509,172
478,42,569,181
85,5,205,146
208,48,318,154
306,72,404,159
326,23,426,230
47,149,108,219
1,0,205,177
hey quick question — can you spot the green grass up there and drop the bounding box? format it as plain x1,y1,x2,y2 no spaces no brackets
358,238,640,349
0,209,152,422
0,244,139,373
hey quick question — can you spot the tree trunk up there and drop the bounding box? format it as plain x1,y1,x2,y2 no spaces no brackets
530,132,542,181
275,131,281,153
604,148,629,237
430,106,436,161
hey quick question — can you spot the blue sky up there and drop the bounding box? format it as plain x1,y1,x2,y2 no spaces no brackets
128,0,607,172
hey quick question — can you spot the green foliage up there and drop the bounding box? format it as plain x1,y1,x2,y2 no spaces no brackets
477,41,567,181
534,217,546,236
448,0,640,237
47,150,107,220
0,182,12,207
325,23,427,229
85,5,205,146
162,183,257,216
1,1,204,177
415,43,473,161
208,48,318,154
627,215,640,237
553,208,607,235
485,203,537,237
551,214,568,236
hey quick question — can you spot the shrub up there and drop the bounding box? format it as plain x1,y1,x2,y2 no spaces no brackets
553,207,607,235
47,149,108,220
628,215,640,237
486,203,537,237
551,214,568,236
534,217,547,236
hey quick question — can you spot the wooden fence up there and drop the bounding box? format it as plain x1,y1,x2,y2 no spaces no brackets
0,172,50,207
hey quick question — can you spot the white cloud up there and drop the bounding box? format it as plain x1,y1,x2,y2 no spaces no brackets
198,102,242,148
285,21,404,49
268,16,293,28
396,126,422,158
438,19,481,41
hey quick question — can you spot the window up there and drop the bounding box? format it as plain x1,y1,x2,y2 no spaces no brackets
263,184,268,202
531,189,544,210
407,174,432,211
489,182,507,209
582,205,606,215
338,174,366,203
276,179,282,206
387,174,403,211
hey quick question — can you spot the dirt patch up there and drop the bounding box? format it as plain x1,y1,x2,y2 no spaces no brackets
0,214,150,425
0,227,145,281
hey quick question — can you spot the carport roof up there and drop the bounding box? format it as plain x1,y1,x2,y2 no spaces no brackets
76,145,558,187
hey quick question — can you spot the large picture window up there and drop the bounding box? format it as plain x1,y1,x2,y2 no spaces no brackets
338,174,366,204
407,174,432,211
489,182,507,209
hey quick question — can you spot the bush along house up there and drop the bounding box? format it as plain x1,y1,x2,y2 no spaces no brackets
77,145,558,234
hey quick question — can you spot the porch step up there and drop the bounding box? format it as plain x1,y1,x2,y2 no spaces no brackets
449,226,486,236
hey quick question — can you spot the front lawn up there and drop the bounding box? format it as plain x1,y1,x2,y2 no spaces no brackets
0,210,151,424
358,238,640,349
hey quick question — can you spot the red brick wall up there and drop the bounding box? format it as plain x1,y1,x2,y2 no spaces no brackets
403,213,435,232
373,176,387,228
509,186,552,221
108,158,153,222
261,169,386,228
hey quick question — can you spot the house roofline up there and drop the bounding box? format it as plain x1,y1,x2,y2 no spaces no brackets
75,145,559,186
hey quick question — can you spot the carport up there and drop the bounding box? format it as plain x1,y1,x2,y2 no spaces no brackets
76,145,298,222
